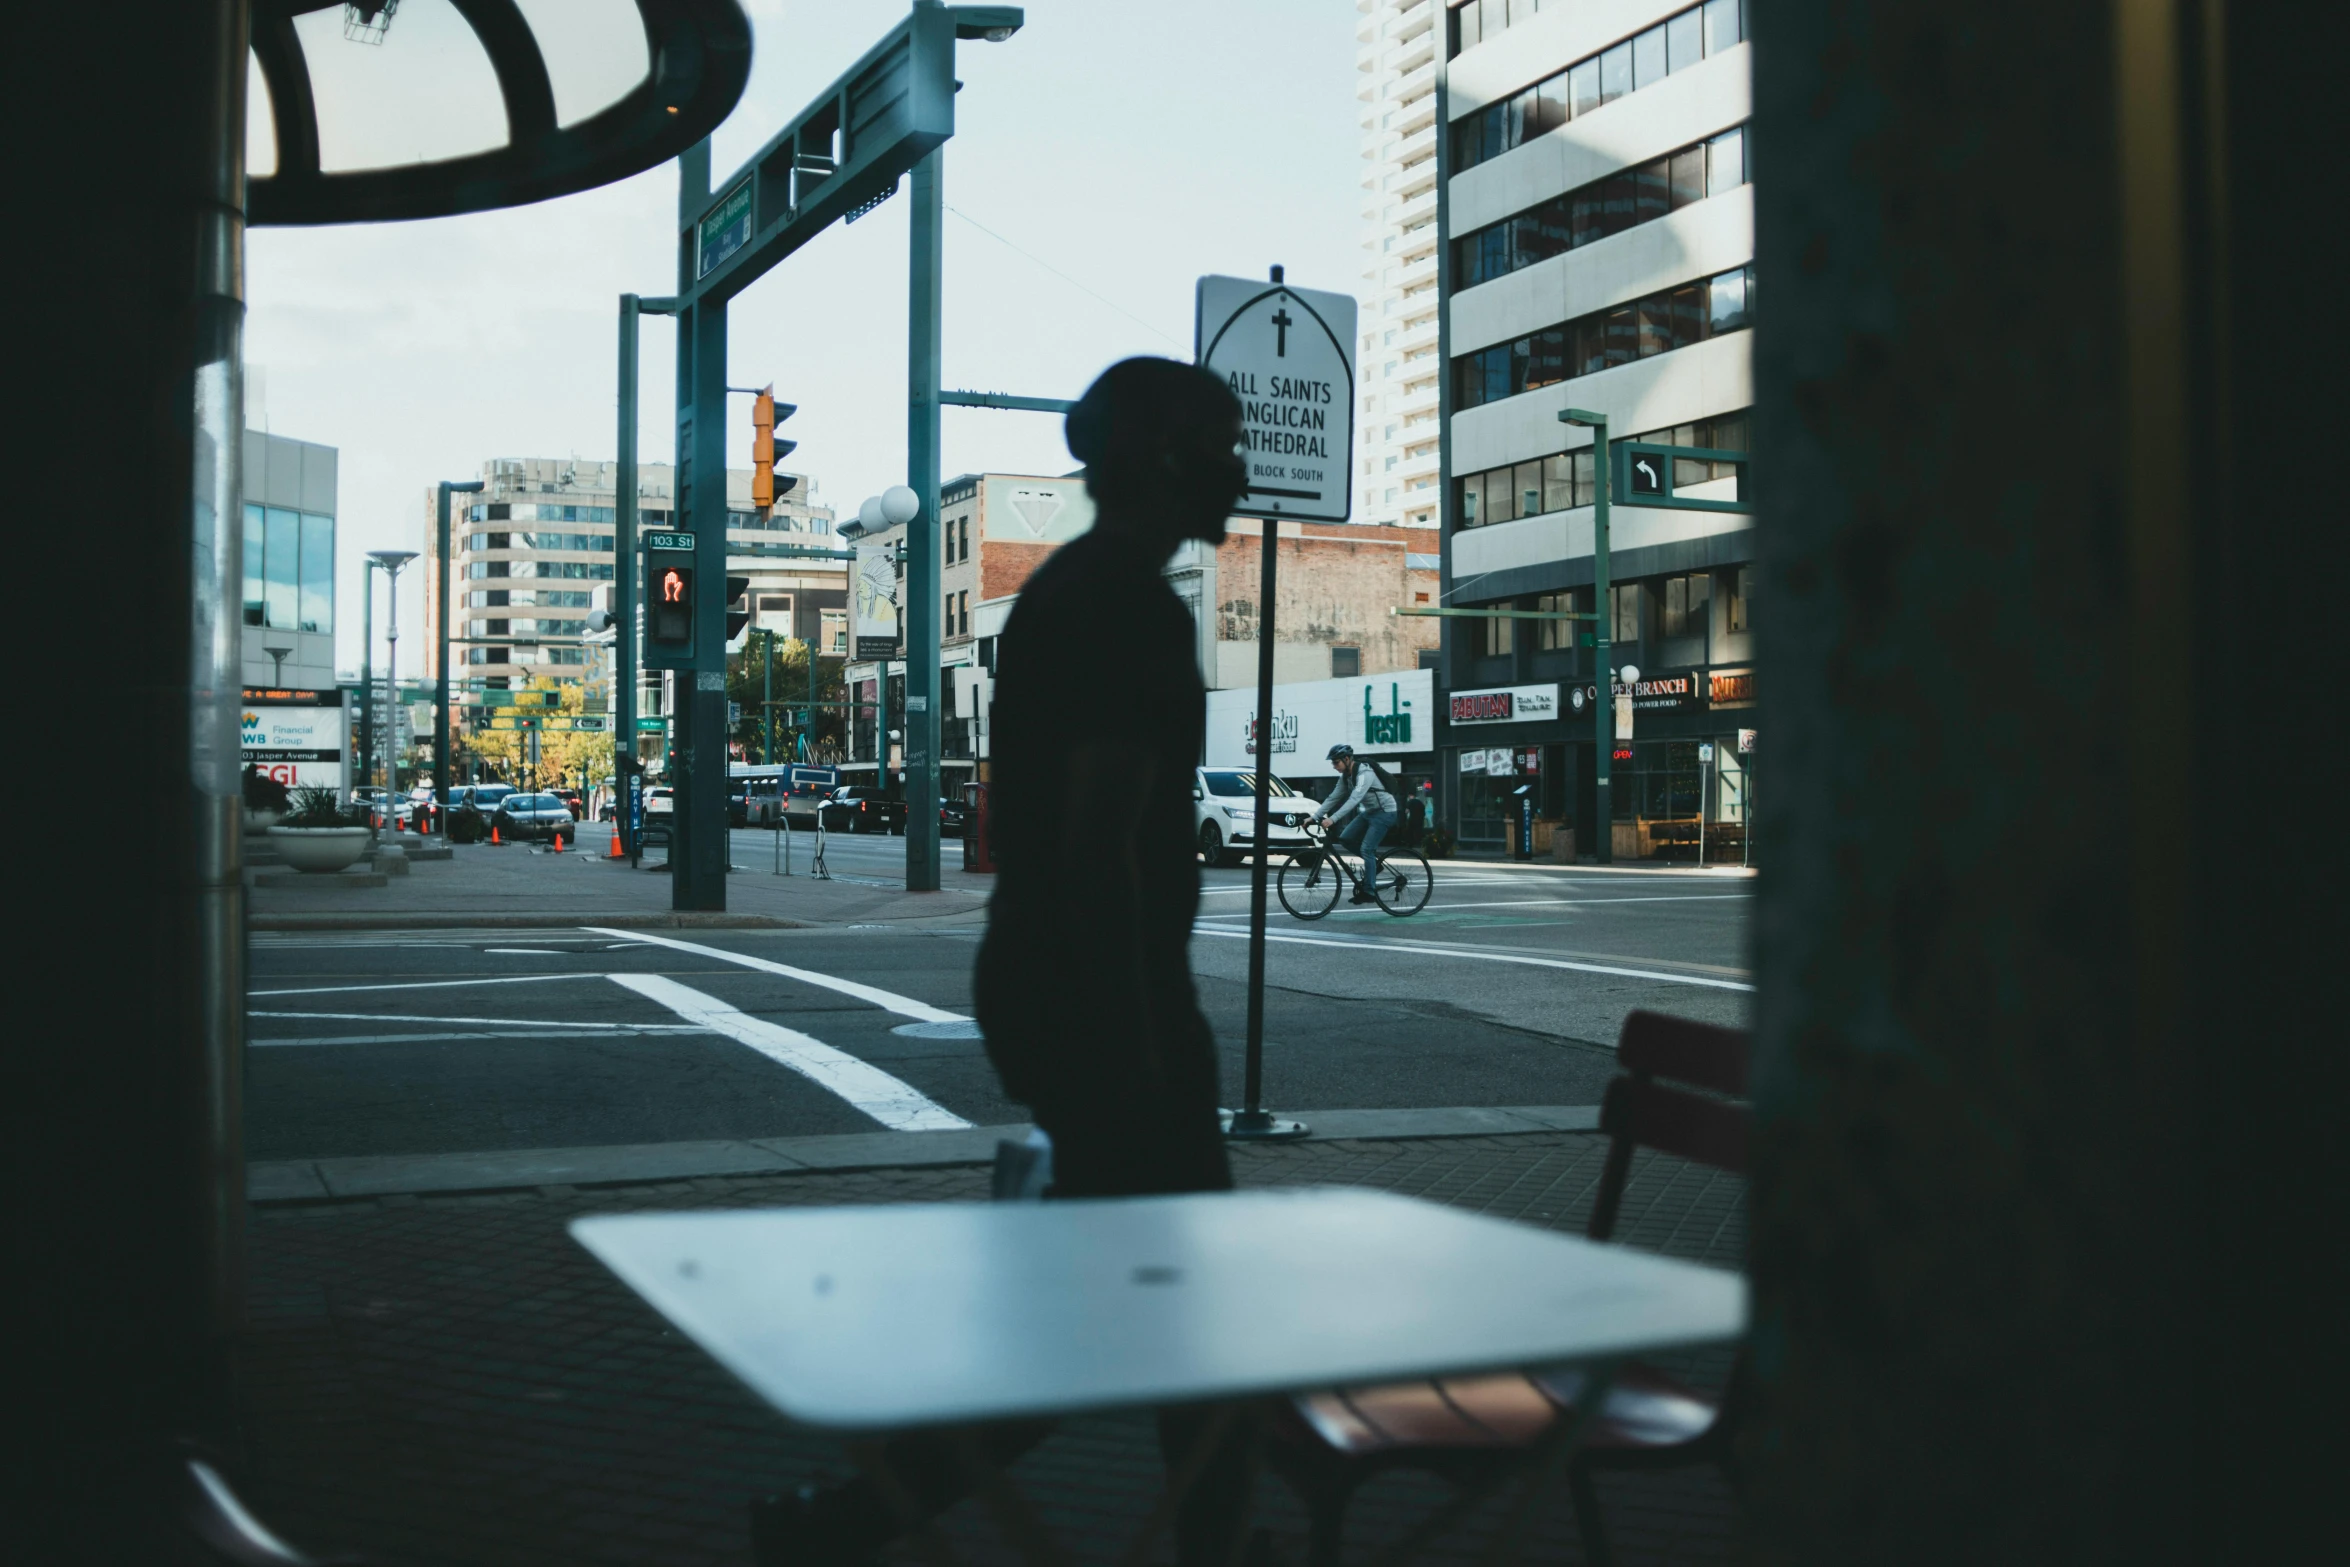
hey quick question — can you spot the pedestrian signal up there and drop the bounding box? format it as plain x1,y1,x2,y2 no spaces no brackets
650,564,693,645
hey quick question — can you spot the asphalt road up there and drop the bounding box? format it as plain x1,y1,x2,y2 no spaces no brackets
247,848,1753,1164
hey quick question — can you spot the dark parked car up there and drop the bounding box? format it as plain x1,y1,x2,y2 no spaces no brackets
470,783,518,814
817,787,906,835
490,792,577,844
937,797,969,838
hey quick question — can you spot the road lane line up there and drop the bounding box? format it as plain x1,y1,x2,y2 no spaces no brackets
249,1009,701,1029
251,1028,705,1047
607,973,972,1131
249,974,594,997
585,927,964,1023
1191,926,1754,992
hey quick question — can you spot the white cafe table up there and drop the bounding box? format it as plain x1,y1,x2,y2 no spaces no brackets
572,1187,1746,1560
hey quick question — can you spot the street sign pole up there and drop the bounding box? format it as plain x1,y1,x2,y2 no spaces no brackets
670,134,732,911
1199,263,1354,1143
904,146,944,892
1562,408,1613,864
617,292,641,856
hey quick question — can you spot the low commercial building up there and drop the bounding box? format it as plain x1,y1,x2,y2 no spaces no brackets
240,430,338,692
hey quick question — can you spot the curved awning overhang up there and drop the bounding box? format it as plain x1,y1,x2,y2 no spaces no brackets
249,0,751,226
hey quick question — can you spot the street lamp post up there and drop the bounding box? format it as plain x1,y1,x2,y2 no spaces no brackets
367,550,418,834
261,641,291,686
1560,408,1614,864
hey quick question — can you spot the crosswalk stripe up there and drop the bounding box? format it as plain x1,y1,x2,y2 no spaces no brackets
607,973,971,1131
584,927,964,1023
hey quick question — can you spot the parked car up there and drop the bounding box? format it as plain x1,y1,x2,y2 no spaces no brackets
818,786,906,835
1191,768,1320,866
408,786,472,832
470,783,518,814
644,787,674,817
490,792,577,845
937,797,969,838
727,780,752,827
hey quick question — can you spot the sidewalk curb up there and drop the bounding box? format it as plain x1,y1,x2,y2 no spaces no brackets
248,1105,1602,1203
250,911,809,932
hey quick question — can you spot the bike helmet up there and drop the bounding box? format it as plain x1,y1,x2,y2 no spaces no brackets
1327,744,1354,761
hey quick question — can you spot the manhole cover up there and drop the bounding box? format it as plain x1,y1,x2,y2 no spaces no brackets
892,1019,984,1040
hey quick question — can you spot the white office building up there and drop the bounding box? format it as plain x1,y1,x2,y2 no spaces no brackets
1434,0,1759,857
1355,0,1448,531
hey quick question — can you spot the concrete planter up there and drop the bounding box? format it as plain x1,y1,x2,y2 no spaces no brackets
243,809,284,832
268,826,371,874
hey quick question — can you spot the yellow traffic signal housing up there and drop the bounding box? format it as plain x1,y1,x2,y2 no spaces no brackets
751,387,776,508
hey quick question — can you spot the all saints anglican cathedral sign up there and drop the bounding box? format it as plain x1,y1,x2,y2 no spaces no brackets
1195,273,1359,524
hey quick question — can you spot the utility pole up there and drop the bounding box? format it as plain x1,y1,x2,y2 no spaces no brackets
763,629,774,766
615,290,678,857
904,147,944,891
358,559,376,796
1561,408,1613,864
433,477,482,832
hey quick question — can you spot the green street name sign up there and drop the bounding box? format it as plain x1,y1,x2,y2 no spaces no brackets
635,717,669,732
643,531,696,552
697,181,753,278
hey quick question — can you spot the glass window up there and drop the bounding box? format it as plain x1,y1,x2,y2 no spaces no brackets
1708,127,1745,196
1543,453,1576,513
1536,591,1574,651
1458,474,1482,526
1502,92,1526,154
1602,172,1639,236
1599,42,1631,105
1526,198,1571,266
1574,449,1597,500
1668,6,1704,72
1508,336,1532,398
1670,285,1705,355
263,506,299,630
1614,583,1641,643
1569,186,1606,248
1483,468,1516,525
1515,461,1544,519
299,512,333,633
1671,146,1706,208
1727,565,1755,632
1532,75,1570,136
1709,267,1751,335
1704,0,1743,53
1526,326,1568,390
1569,58,1601,117
1634,24,1668,89
1633,159,1672,225
1602,307,1638,369
242,503,264,627
1484,607,1515,658
1661,574,1710,639
1636,295,1675,358
1481,225,1510,279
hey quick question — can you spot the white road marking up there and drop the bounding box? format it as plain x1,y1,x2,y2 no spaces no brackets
481,948,564,955
249,974,592,997
607,973,971,1131
251,1027,704,1047
1197,893,1747,920
585,927,964,1023
250,1009,690,1028
1191,926,1754,992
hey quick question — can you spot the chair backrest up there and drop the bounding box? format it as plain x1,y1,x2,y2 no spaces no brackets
1589,1009,1751,1242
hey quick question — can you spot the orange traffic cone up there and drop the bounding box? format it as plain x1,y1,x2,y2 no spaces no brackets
609,829,623,856
491,823,501,846
551,831,564,853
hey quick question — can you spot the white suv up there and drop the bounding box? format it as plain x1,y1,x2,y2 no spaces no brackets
1192,768,1319,866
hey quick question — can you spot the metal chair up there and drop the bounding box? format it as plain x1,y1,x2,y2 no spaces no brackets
1267,1009,1750,1566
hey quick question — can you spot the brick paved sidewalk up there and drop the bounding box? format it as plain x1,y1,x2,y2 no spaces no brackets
233,1132,1744,1566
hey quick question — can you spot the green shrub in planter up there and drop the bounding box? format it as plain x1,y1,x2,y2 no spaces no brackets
282,784,367,830
242,765,290,815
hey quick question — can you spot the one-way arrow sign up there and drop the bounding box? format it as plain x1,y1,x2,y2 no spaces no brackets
1630,453,1665,495
1196,274,1357,523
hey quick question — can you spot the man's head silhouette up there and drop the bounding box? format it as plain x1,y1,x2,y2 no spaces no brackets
1066,357,1246,545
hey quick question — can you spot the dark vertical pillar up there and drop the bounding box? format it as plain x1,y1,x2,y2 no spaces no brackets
904,149,944,890
674,295,730,910
1745,1,2341,1559
20,0,249,1548
616,295,640,852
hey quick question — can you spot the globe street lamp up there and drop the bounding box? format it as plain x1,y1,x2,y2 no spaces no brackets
367,549,418,834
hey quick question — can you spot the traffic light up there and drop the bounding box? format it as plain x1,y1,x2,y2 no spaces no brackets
650,561,693,644
750,390,800,509
725,575,752,645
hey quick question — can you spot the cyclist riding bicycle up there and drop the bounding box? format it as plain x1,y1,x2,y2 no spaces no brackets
1308,743,1400,904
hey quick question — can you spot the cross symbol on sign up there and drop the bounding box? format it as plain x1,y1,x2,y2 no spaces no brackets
1270,305,1293,357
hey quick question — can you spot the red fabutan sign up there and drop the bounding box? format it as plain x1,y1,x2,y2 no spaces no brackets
1451,692,1512,722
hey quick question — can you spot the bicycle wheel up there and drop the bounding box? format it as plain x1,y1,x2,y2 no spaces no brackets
1276,850,1342,921
1374,850,1434,917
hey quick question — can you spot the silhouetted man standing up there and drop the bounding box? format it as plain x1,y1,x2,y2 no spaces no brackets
754,358,1252,1567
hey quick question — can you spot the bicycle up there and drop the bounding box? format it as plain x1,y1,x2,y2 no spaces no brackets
1276,822,1433,920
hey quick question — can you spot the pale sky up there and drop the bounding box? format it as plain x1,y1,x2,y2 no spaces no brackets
244,0,1363,676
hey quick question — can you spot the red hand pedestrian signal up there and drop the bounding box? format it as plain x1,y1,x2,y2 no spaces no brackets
661,569,686,603
648,563,694,646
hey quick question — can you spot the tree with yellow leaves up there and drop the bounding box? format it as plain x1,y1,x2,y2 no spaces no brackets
459,676,610,791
